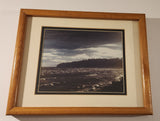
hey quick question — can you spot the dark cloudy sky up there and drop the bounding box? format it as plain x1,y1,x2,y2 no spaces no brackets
41,27,124,67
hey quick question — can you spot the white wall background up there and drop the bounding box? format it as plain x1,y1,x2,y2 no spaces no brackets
0,0,160,120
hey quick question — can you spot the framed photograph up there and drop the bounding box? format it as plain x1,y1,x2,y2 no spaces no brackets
36,27,126,95
6,9,152,115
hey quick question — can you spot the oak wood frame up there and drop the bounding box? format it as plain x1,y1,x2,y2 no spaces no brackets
6,9,152,115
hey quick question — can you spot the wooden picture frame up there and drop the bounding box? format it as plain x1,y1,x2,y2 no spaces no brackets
6,9,152,115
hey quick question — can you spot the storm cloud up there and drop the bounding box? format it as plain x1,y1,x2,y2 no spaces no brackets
41,27,124,67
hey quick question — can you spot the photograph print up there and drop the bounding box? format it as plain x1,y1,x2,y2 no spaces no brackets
35,27,126,95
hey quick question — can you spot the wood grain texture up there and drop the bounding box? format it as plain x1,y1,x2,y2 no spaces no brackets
6,9,152,115
6,10,27,114
139,15,153,113
22,9,143,20
7,107,151,115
